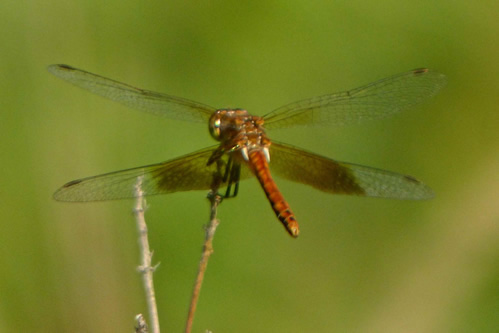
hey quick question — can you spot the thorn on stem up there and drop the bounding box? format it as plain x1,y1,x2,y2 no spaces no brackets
135,313,148,333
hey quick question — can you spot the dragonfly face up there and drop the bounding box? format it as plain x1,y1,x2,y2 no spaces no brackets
49,64,446,237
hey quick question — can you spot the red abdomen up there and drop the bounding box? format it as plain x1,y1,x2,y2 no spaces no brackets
248,149,300,237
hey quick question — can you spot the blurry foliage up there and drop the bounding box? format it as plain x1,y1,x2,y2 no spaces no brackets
0,1,497,332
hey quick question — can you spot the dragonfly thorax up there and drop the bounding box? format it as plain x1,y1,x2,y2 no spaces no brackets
209,109,270,155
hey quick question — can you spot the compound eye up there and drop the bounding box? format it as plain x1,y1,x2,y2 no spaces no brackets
209,112,222,140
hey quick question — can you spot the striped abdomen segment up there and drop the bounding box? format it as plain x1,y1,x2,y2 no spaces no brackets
248,149,299,237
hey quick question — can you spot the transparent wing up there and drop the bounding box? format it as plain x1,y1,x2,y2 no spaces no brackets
264,68,446,129
270,142,434,200
53,146,256,202
48,64,216,123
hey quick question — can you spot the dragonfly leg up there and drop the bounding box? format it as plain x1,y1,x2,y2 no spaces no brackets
224,158,241,198
223,156,234,197
222,156,233,182
232,163,241,197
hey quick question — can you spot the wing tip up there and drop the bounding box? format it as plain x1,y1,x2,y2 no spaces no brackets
412,67,447,84
47,63,75,74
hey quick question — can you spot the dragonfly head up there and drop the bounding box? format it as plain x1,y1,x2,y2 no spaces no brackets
209,109,251,142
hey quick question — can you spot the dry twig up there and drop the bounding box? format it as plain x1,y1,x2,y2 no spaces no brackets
185,191,222,333
135,176,160,333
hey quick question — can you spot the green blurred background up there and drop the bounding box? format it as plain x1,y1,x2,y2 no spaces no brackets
1,1,497,332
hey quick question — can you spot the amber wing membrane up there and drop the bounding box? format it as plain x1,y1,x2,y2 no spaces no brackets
48,64,216,123
263,69,447,129
269,142,434,200
53,146,256,202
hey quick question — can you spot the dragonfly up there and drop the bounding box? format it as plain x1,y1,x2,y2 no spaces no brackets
49,64,446,237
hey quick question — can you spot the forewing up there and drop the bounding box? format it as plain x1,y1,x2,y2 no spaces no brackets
48,64,216,123
270,142,434,200
264,68,446,129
